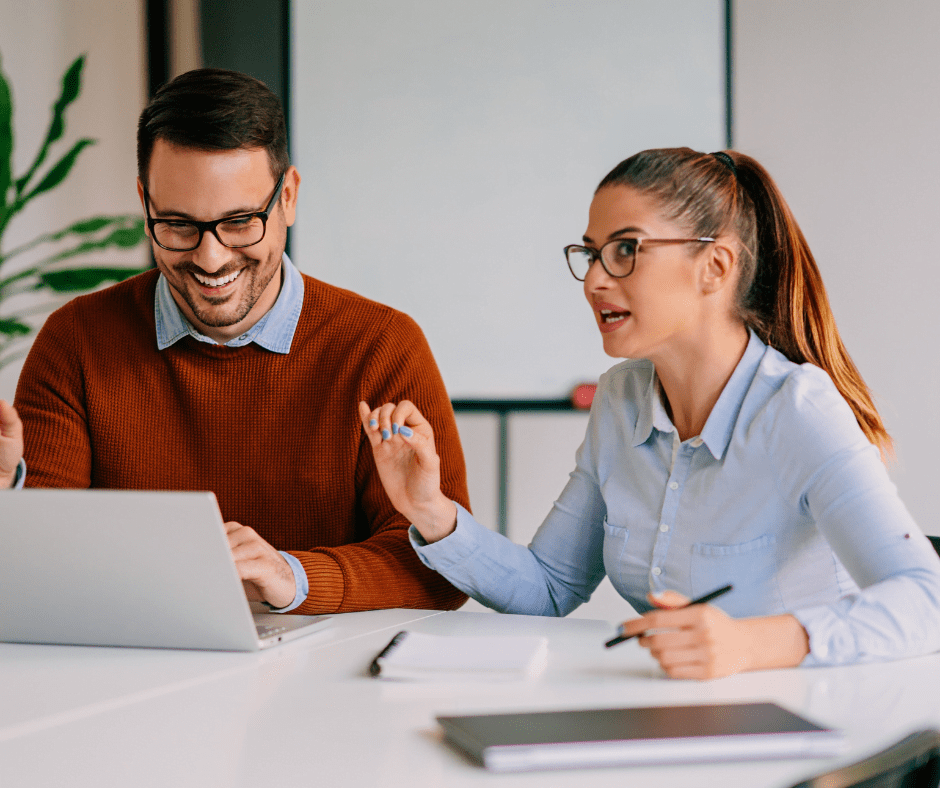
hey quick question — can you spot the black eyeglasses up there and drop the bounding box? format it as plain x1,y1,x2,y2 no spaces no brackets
143,173,286,252
564,236,715,281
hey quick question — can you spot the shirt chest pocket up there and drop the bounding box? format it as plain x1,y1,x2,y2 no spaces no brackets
689,534,783,617
602,518,630,590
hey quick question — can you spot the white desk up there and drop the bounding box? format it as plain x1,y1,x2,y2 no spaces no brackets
2,608,938,787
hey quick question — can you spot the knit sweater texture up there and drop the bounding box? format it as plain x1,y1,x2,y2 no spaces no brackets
15,269,470,613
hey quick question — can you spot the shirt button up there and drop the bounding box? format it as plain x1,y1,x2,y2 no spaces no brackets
652,566,662,576
669,481,679,490
660,523,669,533
691,437,704,447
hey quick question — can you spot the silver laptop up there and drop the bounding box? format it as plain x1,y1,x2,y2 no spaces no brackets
0,489,332,651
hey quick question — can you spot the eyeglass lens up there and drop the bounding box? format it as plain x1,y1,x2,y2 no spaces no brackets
566,239,638,280
153,216,266,252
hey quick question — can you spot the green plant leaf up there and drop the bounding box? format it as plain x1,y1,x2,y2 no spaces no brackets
0,317,31,336
66,216,118,235
13,55,85,198
26,220,146,269
0,54,13,213
36,265,146,292
17,137,95,210
0,215,143,264
108,224,147,248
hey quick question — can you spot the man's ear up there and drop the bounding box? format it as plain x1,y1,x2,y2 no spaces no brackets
701,239,736,295
136,178,151,238
280,166,301,227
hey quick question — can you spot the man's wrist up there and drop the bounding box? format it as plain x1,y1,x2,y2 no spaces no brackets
265,551,308,613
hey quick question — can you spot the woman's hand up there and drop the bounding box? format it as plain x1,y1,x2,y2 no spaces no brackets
358,400,457,543
618,590,809,679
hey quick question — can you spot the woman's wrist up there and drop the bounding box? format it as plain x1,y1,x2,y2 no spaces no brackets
407,496,458,543
741,614,810,671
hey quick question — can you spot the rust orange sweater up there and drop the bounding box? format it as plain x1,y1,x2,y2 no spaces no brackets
15,269,470,613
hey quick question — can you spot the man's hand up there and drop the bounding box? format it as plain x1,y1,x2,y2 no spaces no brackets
224,521,296,609
0,400,24,489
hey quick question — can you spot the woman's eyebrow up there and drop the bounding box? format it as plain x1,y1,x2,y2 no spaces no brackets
582,226,645,245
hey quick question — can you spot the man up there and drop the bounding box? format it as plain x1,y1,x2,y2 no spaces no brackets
0,69,470,614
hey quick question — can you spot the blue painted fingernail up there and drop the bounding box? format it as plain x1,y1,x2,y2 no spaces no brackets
399,426,413,437
369,419,377,428
381,429,391,440
392,423,399,435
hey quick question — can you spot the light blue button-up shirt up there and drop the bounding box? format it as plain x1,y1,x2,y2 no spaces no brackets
412,331,940,666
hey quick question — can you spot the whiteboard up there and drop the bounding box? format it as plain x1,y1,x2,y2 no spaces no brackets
291,0,725,398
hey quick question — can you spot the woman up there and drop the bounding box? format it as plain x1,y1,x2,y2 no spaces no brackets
358,148,940,679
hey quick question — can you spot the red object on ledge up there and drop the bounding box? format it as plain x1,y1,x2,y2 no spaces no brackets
571,383,597,410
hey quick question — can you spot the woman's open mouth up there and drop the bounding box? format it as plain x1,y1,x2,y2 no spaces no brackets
598,307,630,333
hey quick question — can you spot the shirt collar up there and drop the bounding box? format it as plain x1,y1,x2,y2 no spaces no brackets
154,253,304,353
632,329,767,459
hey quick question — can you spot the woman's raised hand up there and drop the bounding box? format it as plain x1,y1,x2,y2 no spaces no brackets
358,400,457,543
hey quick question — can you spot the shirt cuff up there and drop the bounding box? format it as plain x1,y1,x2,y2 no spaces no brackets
11,458,25,489
792,602,860,667
266,551,309,613
408,501,486,571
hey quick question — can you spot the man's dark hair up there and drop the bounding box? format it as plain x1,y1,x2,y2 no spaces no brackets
137,68,289,185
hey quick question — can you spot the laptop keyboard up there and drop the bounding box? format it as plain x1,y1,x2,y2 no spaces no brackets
256,624,290,639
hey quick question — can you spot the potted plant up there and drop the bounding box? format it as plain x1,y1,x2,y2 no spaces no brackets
0,53,148,371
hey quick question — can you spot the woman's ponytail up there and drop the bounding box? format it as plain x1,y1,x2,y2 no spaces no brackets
732,154,892,458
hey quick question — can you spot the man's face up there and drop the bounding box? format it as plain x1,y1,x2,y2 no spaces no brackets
138,141,299,343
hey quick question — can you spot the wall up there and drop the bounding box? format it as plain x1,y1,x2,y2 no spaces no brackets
0,0,148,403
291,0,725,400
735,1,940,535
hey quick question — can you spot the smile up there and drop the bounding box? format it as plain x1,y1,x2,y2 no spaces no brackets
598,308,630,333
600,309,630,324
192,269,242,288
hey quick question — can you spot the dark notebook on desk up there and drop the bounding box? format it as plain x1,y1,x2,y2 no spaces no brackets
437,701,844,772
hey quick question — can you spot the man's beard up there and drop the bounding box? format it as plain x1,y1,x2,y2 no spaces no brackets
164,252,281,329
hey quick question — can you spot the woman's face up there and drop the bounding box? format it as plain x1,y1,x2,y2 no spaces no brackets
582,185,714,361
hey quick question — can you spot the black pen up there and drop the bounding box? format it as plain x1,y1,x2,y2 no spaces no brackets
604,584,734,648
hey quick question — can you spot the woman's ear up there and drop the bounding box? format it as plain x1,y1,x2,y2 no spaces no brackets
701,239,736,295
